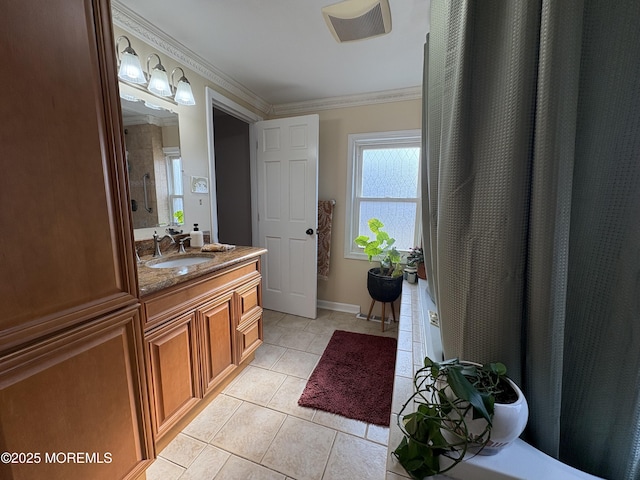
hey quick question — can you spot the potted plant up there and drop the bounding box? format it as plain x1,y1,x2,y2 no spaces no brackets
393,357,528,479
407,246,426,280
354,218,404,303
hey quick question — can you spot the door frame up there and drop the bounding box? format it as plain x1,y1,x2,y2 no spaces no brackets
205,86,263,243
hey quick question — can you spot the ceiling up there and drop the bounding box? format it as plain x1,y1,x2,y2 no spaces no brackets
113,0,430,109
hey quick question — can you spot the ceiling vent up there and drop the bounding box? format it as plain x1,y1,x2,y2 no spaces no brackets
322,0,392,43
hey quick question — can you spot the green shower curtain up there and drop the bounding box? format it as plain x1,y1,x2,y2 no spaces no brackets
422,1,640,479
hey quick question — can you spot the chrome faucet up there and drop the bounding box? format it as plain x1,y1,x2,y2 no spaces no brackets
152,231,175,257
178,237,191,254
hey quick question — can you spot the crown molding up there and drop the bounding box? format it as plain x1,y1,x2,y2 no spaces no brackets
111,1,271,115
270,86,422,116
111,1,422,119
122,114,177,127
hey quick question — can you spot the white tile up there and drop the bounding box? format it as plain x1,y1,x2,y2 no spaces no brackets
178,445,229,480
395,349,413,378
182,394,242,442
274,330,317,351
267,376,316,420
251,343,287,369
263,324,288,345
324,432,387,480
263,309,286,324
211,402,286,462
391,376,414,415
276,314,311,330
306,333,333,355
261,416,336,480
158,433,205,468
223,366,286,405
413,341,425,366
312,410,367,437
397,329,413,352
145,457,185,480
270,349,320,378
367,423,390,445
215,455,285,480
304,318,339,335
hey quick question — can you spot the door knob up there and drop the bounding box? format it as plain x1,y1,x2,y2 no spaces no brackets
306,228,314,235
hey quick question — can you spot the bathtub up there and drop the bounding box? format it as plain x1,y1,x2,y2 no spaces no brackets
385,281,603,480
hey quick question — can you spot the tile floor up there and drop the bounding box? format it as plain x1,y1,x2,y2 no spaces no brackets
146,307,400,480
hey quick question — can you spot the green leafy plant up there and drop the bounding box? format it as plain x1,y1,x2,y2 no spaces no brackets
393,357,512,479
173,210,184,225
354,218,402,277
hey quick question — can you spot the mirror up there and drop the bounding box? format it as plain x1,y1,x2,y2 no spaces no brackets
120,93,184,235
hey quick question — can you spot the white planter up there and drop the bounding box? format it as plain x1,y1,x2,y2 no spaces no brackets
466,376,529,455
440,362,529,456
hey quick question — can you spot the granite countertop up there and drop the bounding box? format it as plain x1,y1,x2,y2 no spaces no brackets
137,245,267,297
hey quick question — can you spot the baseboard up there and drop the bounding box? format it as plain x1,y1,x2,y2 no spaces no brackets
317,300,360,314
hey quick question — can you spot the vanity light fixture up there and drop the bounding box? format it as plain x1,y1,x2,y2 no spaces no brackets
115,36,146,84
115,36,196,106
171,67,196,106
146,54,171,97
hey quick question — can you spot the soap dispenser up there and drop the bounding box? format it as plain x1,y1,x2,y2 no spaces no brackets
190,223,204,248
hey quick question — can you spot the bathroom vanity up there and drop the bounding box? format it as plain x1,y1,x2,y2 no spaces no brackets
136,246,266,447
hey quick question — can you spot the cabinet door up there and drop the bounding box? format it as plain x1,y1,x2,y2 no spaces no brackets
237,277,262,323
1,0,137,351
0,308,151,480
146,313,200,439
236,311,263,365
236,278,263,364
198,292,237,395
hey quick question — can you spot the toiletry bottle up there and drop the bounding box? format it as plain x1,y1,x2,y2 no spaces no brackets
190,223,204,247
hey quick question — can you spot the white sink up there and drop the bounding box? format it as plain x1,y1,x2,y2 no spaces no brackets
147,256,212,268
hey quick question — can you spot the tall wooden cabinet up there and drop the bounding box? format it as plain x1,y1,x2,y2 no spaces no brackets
0,0,152,479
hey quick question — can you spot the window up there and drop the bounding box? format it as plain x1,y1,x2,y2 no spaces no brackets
164,147,184,225
344,130,421,259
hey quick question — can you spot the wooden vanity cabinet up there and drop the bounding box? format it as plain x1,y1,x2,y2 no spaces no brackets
142,258,263,443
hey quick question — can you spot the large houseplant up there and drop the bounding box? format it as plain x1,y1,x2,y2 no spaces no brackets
393,357,528,479
354,218,404,304
355,218,402,277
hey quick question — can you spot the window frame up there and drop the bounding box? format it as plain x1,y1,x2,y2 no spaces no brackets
163,146,184,226
344,129,421,261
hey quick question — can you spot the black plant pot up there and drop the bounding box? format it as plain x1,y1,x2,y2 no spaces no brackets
367,268,403,303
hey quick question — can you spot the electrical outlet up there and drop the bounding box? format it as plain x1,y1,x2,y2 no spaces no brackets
429,310,439,327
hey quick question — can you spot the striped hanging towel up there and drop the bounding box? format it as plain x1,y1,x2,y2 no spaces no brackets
317,200,335,280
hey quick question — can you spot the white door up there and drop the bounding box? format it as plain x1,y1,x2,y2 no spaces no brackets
255,114,319,318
